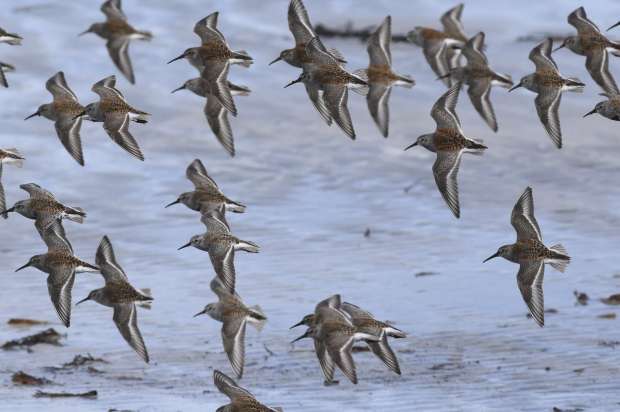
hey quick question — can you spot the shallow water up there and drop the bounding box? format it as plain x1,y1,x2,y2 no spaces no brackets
1,1,620,411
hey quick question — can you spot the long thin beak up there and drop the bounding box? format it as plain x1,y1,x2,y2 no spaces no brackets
436,73,451,80
291,332,310,343
608,22,620,31
178,242,192,250
167,54,185,64
583,108,597,118
483,252,500,263
404,141,418,151
165,199,180,208
290,320,305,329
72,110,86,121
552,43,565,52
508,82,522,92
0,207,15,215
170,85,185,94
284,78,302,88
78,29,90,37
75,296,90,305
24,111,39,120
15,262,30,272
193,309,206,318
269,56,282,65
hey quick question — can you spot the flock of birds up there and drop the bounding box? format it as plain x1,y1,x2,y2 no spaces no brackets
1,0,618,408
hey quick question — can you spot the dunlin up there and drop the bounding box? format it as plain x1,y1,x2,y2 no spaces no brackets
554,7,620,95
79,75,149,161
0,27,22,45
404,82,487,218
0,62,15,88
510,38,584,148
285,38,367,139
355,16,415,137
194,277,267,378
213,370,282,411
167,12,253,72
76,236,152,363
171,78,250,156
270,0,345,68
3,183,85,230
80,0,152,84
166,159,246,216
583,91,620,120
444,32,513,132
0,148,24,219
483,187,570,327
16,220,99,327
178,211,258,294
25,72,86,165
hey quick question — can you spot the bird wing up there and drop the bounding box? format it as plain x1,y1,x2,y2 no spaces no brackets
567,6,600,34
194,12,227,45
325,332,357,384
304,80,332,125
36,219,73,254
517,260,545,327
202,60,237,116
323,83,355,139
113,303,149,362
462,32,488,67
20,183,55,200
106,37,135,85
529,38,558,72
467,78,497,132
103,112,145,160
534,86,563,148
47,265,75,327
368,15,392,67
510,186,542,242
367,334,401,375
314,338,336,383
96,235,128,283
205,96,235,157
432,150,463,219
46,71,79,101
222,315,247,378
431,81,462,131
209,245,236,295
585,49,620,95
440,3,467,41
54,114,84,166
423,41,450,84
288,0,315,46
367,83,392,137
186,159,220,192
213,369,254,401
101,0,126,22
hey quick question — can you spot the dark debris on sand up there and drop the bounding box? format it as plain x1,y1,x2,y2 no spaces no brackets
45,354,108,372
415,271,439,278
7,318,49,326
314,22,409,43
34,390,97,399
12,371,53,386
597,313,617,320
600,293,620,305
573,291,589,306
2,328,63,350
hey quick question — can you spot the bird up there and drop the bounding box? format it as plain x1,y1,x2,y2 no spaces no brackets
80,0,152,84
76,236,152,363
483,187,570,327
583,91,620,120
0,27,22,45
554,7,620,95
407,4,468,86
3,183,85,230
171,79,250,156
24,72,86,165
15,220,99,327
355,16,415,137
444,32,513,132
213,369,283,412
165,159,246,216
0,148,24,219
285,37,367,139
0,62,15,88
178,211,258,294
194,277,267,379
79,75,149,161
510,38,584,148
404,82,487,218
167,12,252,72
270,0,345,68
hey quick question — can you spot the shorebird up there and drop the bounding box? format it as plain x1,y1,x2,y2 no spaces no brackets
270,0,345,68
444,32,513,132
583,91,620,120
167,12,252,72
165,159,246,216
0,62,15,88
3,183,85,230
483,187,570,327
79,75,148,161
213,370,282,412
24,72,86,165
510,38,584,149
76,236,152,363
554,7,620,95
16,220,99,327
171,78,250,156
0,27,22,45
404,82,487,218
355,16,415,137
178,211,258,294
285,38,367,139
407,4,468,86
80,0,152,84
194,277,267,378
0,148,24,219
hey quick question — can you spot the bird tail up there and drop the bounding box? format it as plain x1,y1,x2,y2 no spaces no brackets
137,30,153,41
565,77,585,93
493,73,513,88
232,50,253,67
237,239,259,253
465,139,488,154
384,325,407,339
397,74,416,88
65,206,86,224
225,199,246,213
548,244,570,273
4,148,24,167
249,305,267,332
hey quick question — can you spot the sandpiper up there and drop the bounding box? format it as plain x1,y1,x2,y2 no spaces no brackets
166,159,246,218
583,91,620,120
80,0,152,84
355,16,415,137
444,32,513,132
285,38,367,139
0,27,22,45
171,78,250,156
0,62,15,88
407,4,468,86
213,370,282,412
24,72,86,166
3,183,85,230
76,236,152,363
178,211,258,294
270,0,345,68
554,7,620,95
16,220,99,327
404,82,487,218
483,187,570,327
79,75,149,161
167,12,253,72
0,148,24,219
194,277,267,378
510,38,584,148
